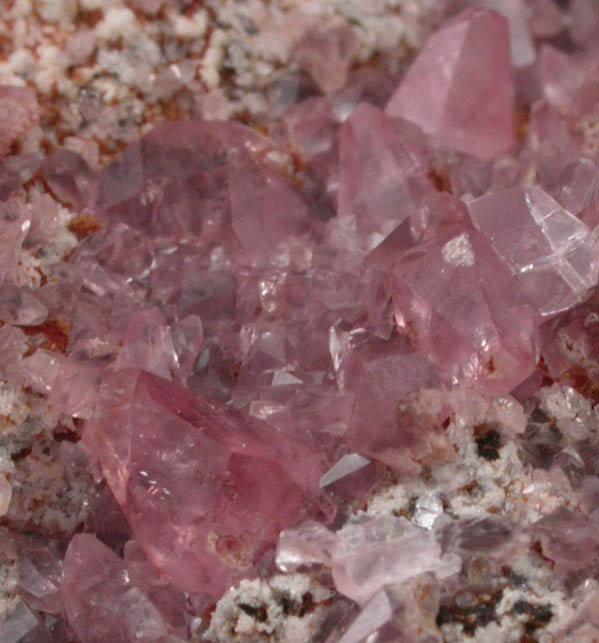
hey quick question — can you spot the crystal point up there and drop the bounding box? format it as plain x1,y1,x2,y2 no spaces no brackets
386,8,515,159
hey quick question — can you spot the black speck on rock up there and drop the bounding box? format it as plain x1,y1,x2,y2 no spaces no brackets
474,423,501,461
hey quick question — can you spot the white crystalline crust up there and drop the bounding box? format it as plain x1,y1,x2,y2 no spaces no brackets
205,575,333,643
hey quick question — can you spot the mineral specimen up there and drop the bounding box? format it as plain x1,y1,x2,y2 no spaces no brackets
1,2,599,642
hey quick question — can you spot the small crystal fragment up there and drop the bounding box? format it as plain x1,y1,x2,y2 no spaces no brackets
338,575,441,643
413,493,444,530
275,521,337,572
0,601,40,643
319,453,370,488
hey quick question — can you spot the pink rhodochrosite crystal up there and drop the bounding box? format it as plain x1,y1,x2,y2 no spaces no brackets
83,367,333,597
388,223,539,392
62,534,187,643
331,516,460,604
468,186,599,316
337,103,428,235
386,8,515,159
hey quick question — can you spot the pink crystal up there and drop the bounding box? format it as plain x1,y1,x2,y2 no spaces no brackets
529,0,564,38
568,0,599,50
337,103,428,236
342,337,448,471
539,46,598,112
337,575,441,643
526,100,578,188
480,0,535,67
275,520,337,572
0,283,48,326
332,516,460,604
553,159,599,221
388,223,538,393
386,8,515,159
17,543,62,615
533,508,599,577
84,368,333,597
228,162,314,269
468,186,599,316
283,97,336,160
62,534,185,643
42,150,98,212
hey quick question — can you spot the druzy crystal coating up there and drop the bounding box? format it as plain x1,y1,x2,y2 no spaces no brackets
2,2,599,642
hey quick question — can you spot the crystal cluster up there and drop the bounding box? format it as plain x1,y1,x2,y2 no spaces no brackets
1,1,599,642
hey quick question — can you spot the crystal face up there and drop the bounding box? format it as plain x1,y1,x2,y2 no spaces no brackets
2,2,599,642
468,186,599,316
385,8,515,159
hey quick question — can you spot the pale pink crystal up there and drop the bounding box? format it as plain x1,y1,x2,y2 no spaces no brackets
568,0,599,50
17,542,62,615
386,8,515,159
388,224,538,393
283,97,336,160
0,601,43,643
539,46,598,112
62,534,185,643
468,186,599,316
84,368,333,597
343,338,447,471
533,508,599,577
228,162,314,269
337,575,441,643
529,0,563,38
337,103,428,236
553,159,599,221
332,516,460,604
526,100,578,188
0,283,48,326
275,521,336,572
481,0,535,67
